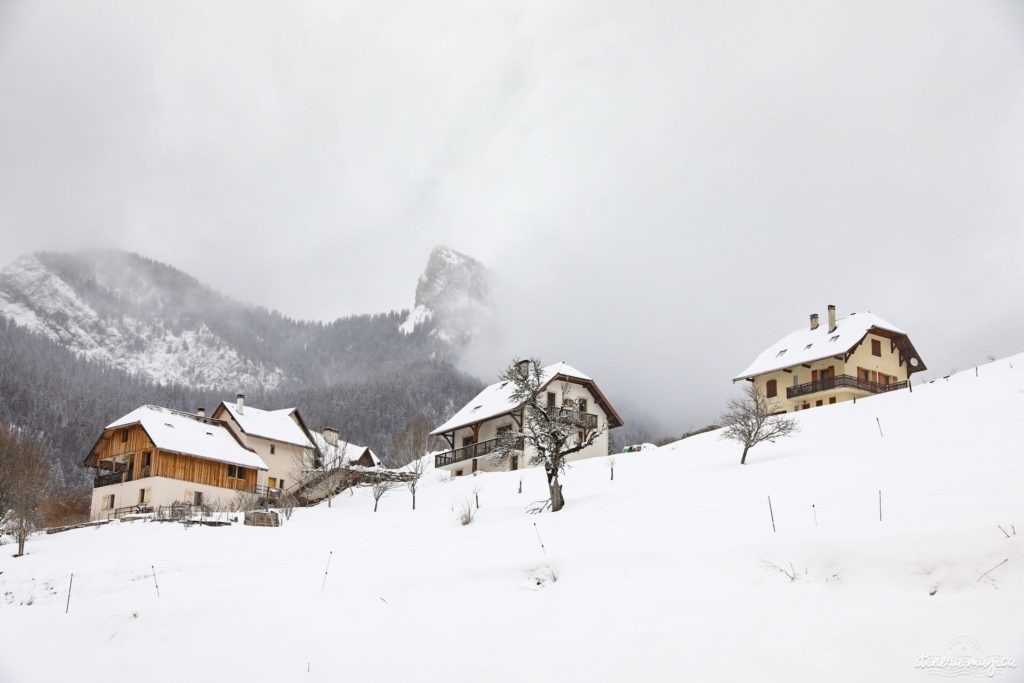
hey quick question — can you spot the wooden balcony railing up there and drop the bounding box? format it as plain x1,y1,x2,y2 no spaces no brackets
786,374,908,400
546,406,599,430
94,471,131,488
435,436,524,468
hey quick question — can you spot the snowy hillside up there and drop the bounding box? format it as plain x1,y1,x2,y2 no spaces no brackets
3,356,1024,681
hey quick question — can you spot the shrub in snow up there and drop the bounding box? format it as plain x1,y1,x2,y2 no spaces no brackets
457,499,476,526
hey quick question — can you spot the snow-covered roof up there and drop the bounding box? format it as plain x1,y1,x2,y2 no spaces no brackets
431,362,594,435
310,432,383,468
734,312,907,380
107,406,268,470
218,402,315,449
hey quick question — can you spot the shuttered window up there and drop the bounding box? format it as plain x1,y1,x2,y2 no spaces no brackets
871,339,882,357
765,379,778,398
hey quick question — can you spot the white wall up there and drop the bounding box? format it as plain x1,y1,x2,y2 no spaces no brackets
89,476,256,520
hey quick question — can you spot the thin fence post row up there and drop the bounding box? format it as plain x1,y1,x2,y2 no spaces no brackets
533,522,547,554
65,573,73,615
321,550,333,591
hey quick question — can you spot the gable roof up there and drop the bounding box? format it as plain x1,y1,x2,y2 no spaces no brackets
430,362,623,435
310,432,383,468
216,402,316,450
734,311,924,380
100,405,268,470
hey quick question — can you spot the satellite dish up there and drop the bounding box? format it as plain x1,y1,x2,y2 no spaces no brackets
910,358,920,368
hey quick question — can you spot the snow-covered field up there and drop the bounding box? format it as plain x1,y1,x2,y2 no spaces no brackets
3,357,1024,681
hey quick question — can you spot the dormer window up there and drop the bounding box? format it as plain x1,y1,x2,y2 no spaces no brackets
775,349,787,357
829,335,840,342
804,344,813,350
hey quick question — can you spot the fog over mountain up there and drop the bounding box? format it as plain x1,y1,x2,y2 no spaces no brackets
2,1,1023,435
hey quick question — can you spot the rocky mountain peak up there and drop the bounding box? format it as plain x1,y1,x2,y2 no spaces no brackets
400,246,489,343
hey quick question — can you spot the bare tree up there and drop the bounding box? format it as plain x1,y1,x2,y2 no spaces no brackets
0,427,52,556
371,478,396,512
490,358,606,512
393,415,432,510
720,384,798,465
456,498,476,526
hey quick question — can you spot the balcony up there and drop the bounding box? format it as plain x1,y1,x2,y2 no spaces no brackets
435,436,524,468
786,374,908,400
546,406,599,430
94,471,132,487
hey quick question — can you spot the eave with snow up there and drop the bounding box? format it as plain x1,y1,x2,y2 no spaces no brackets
734,305,926,412
430,361,624,475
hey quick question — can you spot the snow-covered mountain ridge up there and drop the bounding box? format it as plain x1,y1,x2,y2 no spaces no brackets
0,247,488,390
2,356,1023,681
0,253,285,389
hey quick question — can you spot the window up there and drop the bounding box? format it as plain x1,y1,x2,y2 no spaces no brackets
227,464,245,480
139,488,147,504
765,379,777,398
193,492,204,506
775,349,787,357
804,343,813,350
510,455,519,471
121,429,129,443
829,335,840,343
472,459,478,473
871,339,882,357
270,444,276,455
578,429,586,444
103,494,115,510
829,397,836,405
815,400,823,407
142,451,152,467
547,392,556,408
454,469,463,477
578,398,588,413
801,402,810,410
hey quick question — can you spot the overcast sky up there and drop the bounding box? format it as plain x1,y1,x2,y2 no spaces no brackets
2,1,1023,432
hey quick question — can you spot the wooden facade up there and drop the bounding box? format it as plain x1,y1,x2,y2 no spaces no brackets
86,423,257,493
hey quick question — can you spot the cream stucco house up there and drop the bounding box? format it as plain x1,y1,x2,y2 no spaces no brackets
212,395,321,494
734,305,926,412
430,362,624,475
85,396,322,519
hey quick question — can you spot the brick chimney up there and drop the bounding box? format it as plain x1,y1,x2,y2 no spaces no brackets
827,305,837,333
323,427,339,447
810,313,819,331
236,393,245,414
196,407,205,418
